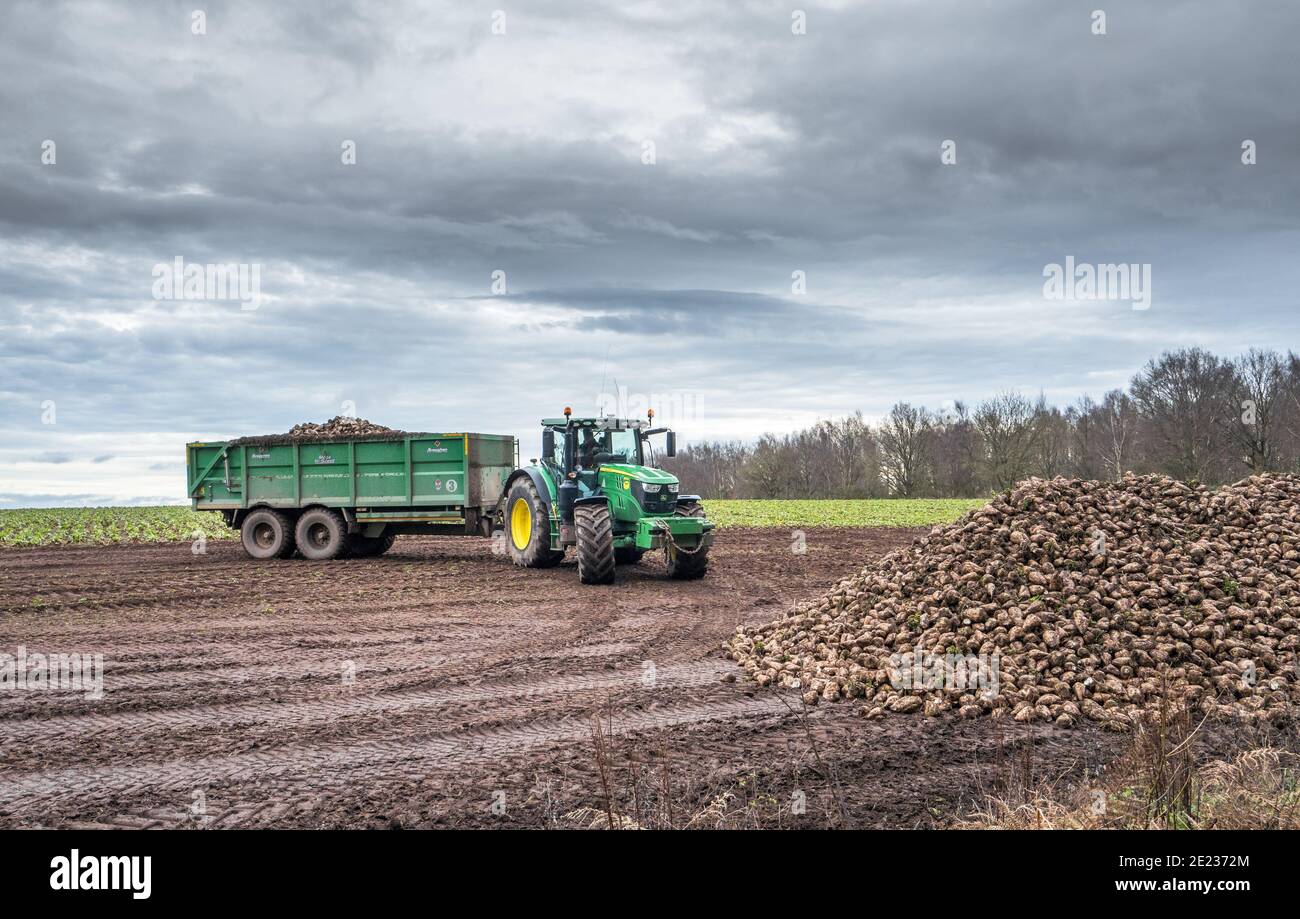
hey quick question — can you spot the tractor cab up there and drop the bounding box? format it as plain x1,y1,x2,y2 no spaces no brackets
498,407,712,584
540,411,676,493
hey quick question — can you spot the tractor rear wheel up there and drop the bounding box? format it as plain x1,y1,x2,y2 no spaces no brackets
665,502,709,580
614,546,644,565
504,478,564,568
241,508,296,560
295,507,348,561
575,503,616,585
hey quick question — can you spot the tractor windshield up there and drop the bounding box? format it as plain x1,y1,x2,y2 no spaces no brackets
577,426,641,466
603,429,641,464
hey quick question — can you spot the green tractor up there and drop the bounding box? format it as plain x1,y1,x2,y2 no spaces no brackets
497,408,714,584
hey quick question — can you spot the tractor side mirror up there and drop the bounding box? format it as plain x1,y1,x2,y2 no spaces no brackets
665,431,677,457
542,429,555,460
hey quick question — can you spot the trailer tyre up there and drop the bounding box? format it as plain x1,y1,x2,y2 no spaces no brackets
241,508,296,560
505,478,563,568
295,507,348,561
665,502,709,580
575,503,616,585
348,531,396,558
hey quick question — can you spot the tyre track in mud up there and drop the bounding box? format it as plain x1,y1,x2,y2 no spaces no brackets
0,694,796,811
0,527,921,826
0,659,737,745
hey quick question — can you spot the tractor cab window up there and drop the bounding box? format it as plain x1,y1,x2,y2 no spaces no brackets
576,427,641,468
599,428,640,465
575,428,599,469
546,428,565,469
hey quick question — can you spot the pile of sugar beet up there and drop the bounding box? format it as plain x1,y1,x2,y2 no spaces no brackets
231,416,405,445
727,474,1300,730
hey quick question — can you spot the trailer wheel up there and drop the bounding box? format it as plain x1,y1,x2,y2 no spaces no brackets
575,503,616,585
349,532,396,557
295,507,348,561
504,478,563,568
665,502,709,580
241,508,296,560
614,547,645,565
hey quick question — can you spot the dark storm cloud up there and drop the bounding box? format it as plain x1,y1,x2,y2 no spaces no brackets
1,0,1297,503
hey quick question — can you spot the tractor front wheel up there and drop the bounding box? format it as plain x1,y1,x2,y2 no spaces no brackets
575,503,616,585
665,502,709,580
504,478,564,568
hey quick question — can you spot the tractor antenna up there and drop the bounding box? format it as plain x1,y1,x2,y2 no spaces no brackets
597,344,611,415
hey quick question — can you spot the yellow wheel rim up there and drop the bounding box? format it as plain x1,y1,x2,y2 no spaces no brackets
510,497,532,550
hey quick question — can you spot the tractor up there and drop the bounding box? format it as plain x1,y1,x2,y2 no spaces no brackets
496,408,714,584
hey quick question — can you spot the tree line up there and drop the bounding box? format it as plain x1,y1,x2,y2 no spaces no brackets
660,348,1300,499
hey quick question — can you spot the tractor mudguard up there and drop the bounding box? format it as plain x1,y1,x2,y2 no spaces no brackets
675,495,702,506
502,468,555,517
573,493,608,508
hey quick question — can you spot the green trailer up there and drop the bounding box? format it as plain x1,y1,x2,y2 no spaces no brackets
188,410,714,583
187,432,516,559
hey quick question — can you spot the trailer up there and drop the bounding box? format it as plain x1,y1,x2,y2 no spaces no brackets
187,432,516,559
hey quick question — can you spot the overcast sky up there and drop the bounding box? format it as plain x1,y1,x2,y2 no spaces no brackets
2,0,1299,505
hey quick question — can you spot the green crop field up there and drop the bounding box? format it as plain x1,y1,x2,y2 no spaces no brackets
0,498,987,548
0,506,233,548
704,498,986,528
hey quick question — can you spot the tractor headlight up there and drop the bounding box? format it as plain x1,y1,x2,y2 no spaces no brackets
668,483,679,493
642,483,662,494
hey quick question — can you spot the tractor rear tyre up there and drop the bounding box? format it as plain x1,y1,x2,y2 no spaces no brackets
614,546,645,565
295,507,348,561
505,478,564,568
241,508,296,560
575,503,616,584
665,502,709,580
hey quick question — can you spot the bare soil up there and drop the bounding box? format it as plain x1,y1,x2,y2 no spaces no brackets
1,527,1259,829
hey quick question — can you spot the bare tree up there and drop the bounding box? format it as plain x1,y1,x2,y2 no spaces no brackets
1229,349,1286,472
877,402,932,497
930,401,982,497
1094,389,1138,480
973,392,1039,490
1033,396,1071,479
1129,349,1234,482
1068,396,1104,480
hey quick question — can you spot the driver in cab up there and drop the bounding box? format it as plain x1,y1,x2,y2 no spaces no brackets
575,429,604,495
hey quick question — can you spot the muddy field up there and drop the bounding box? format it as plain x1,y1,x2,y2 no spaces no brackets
0,527,1177,828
